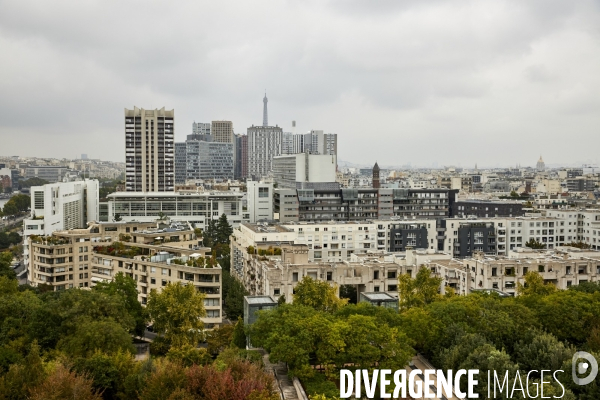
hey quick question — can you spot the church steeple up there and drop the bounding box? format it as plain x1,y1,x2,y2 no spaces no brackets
262,91,268,127
373,161,380,189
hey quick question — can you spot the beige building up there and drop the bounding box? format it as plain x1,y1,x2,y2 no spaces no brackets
28,221,223,327
464,247,600,295
125,107,175,192
211,121,234,143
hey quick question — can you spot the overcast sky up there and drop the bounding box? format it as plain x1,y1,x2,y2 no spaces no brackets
1,0,599,168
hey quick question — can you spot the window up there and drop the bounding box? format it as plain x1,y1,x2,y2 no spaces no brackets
387,271,397,279
387,284,398,291
258,187,269,198
273,288,281,296
374,270,379,279
326,271,332,281
292,272,298,282
204,298,220,307
151,278,156,284
492,268,497,277
206,310,220,318
374,286,380,292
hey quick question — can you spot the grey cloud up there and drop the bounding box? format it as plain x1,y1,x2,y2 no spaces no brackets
0,0,599,166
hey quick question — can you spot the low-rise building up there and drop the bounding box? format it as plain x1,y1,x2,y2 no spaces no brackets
106,190,245,229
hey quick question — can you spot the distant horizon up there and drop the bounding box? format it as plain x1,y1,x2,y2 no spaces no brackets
2,153,598,172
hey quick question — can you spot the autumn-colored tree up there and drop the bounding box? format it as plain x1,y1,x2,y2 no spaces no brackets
29,363,102,400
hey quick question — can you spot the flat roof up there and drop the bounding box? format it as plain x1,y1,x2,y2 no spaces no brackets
361,292,397,301
245,295,277,304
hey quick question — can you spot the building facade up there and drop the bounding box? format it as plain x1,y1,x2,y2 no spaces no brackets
453,200,524,218
186,140,234,180
125,107,174,192
107,191,244,230
211,121,234,143
247,181,274,222
272,153,337,189
27,222,223,327
247,125,283,179
174,142,187,185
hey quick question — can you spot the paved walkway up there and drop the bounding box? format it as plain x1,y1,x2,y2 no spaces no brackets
262,352,300,400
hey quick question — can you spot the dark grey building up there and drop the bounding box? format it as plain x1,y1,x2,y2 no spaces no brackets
388,222,429,252
454,222,496,258
274,188,458,223
567,178,595,192
453,200,523,218
174,142,187,185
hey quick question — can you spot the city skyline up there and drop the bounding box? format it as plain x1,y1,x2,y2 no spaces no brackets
1,1,599,166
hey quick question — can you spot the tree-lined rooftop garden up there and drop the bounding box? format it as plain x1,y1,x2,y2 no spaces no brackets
93,242,148,259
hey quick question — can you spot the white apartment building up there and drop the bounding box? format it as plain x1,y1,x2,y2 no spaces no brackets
23,180,99,269
106,190,245,230
546,209,600,250
247,181,274,223
125,107,174,192
272,153,337,189
247,125,283,179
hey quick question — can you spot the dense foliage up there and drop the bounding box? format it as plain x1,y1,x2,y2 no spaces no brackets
0,194,30,216
250,269,600,399
0,231,21,250
0,268,278,400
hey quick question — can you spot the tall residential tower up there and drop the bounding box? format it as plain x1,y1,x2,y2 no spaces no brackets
125,107,174,192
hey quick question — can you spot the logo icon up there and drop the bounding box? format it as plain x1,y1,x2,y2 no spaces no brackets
572,351,598,386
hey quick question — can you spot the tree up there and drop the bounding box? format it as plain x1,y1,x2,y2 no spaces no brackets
166,345,212,367
216,213,233,245
293,276,348,313
0,252,16,280
398,266,442,311
231,317,246,349
18,177,49,188
29,363,102,400
57,319,135,358
565,241,592,249
525,238,546,249
203,219,217,247
339,284,357,304
517,271,556,297
0,342,45,400
1,194,30,215
223,272,248,320
146,282,206,348
93,272,147,336
510,190,519,198
206,324,235,356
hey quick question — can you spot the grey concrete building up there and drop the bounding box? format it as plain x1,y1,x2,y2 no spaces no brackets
174,142,187,185
186,140,233,180
247,125,283,179
24,166,68,182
